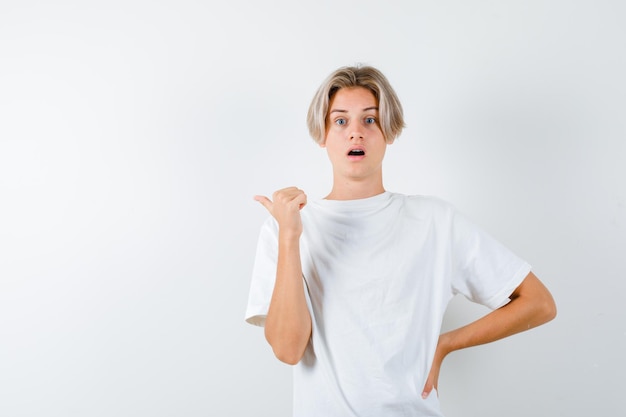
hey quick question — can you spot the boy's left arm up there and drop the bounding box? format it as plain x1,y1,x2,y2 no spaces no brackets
422,271,556,398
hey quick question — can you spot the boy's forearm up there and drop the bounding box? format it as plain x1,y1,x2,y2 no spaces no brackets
264,235,312,365
441,272,556,356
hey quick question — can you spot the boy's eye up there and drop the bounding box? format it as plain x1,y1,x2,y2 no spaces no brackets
365,117,376,124
335,118,347,126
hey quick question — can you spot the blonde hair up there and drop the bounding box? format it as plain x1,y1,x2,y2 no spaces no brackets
307,65,405,144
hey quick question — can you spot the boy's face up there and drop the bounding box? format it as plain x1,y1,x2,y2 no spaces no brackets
321,87,389,182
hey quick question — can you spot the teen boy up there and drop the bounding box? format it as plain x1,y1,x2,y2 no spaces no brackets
246,65,556,416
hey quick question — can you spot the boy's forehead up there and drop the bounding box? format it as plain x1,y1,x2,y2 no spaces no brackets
329,87,378,110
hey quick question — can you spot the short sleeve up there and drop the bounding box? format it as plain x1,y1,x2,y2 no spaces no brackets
245,217,279,327
450,209,531,310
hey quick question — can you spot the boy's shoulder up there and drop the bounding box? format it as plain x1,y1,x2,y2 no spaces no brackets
389,192,456,214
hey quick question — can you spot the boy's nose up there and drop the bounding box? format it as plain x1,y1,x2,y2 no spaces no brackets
350,131,364,140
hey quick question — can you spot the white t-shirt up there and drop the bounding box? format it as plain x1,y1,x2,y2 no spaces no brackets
246,192,531,417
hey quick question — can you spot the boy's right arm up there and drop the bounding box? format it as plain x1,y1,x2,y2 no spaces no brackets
254,187,312,365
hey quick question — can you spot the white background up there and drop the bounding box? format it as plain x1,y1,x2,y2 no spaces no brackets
1,1,624,416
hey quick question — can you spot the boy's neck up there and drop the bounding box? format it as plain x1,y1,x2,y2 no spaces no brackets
324,178,386,201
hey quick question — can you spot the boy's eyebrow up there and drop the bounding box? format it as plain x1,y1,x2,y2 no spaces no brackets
329,106,379,114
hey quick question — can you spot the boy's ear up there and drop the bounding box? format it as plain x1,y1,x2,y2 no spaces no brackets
319,138,327,148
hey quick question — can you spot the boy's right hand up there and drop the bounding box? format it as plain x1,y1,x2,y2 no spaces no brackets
254,187,307,238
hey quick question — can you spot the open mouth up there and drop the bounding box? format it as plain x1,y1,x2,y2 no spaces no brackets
348,149,365,156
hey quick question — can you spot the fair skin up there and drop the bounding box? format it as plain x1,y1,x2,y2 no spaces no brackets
254,86,556,396
254,186,311,365
321,86,391,200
